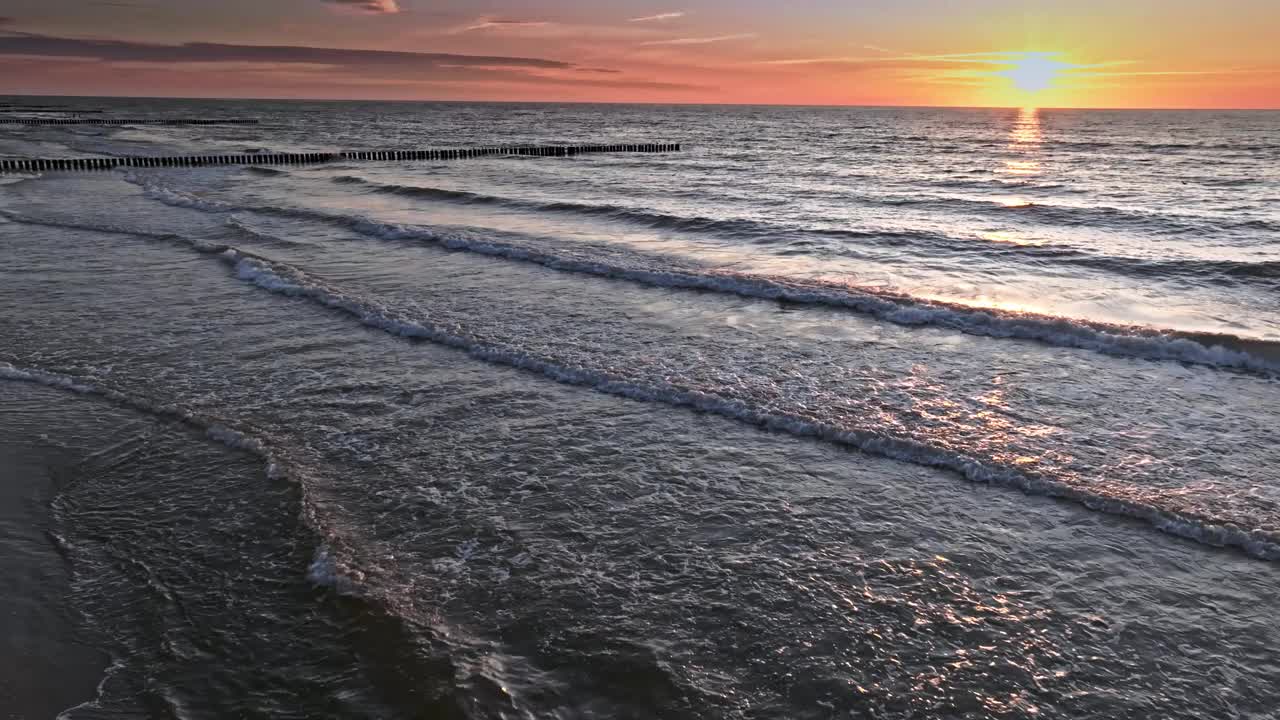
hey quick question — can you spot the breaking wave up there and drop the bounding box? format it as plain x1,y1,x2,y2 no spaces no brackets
192,248,1280,561
13,201,1279,374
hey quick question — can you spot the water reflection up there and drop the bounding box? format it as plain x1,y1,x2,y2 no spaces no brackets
1002,107,1043,177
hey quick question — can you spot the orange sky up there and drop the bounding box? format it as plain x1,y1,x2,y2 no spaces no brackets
1,0,1277,108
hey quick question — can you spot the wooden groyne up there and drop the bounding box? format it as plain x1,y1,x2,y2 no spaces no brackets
0,118,259,126
0,143,682,173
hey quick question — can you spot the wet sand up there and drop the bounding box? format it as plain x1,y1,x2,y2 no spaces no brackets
0,420,110,718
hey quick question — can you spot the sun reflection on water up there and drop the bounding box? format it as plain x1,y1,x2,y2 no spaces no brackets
1002,107,1043,178
977,230,1047,246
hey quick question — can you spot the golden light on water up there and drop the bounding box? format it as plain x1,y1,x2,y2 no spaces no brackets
977,230,1047,247
1002,161,1041,176
1002,106,1043,186
1008,106,1044,145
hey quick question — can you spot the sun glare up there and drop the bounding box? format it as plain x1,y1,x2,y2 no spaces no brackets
961,51,1089,108
1002,54,1067,94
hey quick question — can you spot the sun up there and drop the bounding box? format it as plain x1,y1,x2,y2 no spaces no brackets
1002,53,1069,94
957,50,1096,108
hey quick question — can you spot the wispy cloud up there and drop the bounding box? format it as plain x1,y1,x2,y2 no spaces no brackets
325,0,400,14
629,11,685,22
757,51,1037,66
1077,68,1279,77
0,31,716,93
457,17,551,33
0,33,571,70
757,55,883,66
778,51,1274,91
750,50,1194,93
640,33,756,46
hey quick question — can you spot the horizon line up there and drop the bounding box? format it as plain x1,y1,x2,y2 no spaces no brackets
2,92,1277,112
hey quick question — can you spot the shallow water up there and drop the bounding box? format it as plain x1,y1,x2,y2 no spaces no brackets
1,98,1278,719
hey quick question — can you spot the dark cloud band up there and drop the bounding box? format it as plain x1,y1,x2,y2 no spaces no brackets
0,31,706,93
0,33,571,70
324,0,400,13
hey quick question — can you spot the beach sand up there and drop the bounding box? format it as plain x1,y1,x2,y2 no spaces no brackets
0,391,111,719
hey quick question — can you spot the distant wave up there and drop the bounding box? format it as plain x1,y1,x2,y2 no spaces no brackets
0,209,183,241
108,187,1280,373
1003,248,1280,286
225,215,316,248
928,178,1081,193
325,175,1280,278
132,172,1280,286
868,194,1278,234
244,166,289,177
128,175,233,213
346,221,1280,373
1195,178,1264,188
1044,139,1280,153
254,209,1280,371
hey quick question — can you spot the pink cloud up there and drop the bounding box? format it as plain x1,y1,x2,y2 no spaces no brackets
629,11,685,23
325,0,399,14
457,18,552,33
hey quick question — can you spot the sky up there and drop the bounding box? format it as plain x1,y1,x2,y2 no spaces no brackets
0,0,1277,108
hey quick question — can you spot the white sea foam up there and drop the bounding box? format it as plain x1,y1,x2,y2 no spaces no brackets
351,220,1280,374
0,359,377,608
306,544,365,594
117,177,1280,373
123,172,233,212
55,657,127,720
9,191,1275,557
0,362,286,478
205,252,1280,562
0,209,182,241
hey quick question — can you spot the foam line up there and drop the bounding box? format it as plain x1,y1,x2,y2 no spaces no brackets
0,362,287,481
26,188,1280,375
211,249,1280,561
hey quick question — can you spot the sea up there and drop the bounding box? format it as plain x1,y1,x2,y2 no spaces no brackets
1,97,1278,719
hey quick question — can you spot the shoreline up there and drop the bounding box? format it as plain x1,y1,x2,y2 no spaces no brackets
0,389,113,719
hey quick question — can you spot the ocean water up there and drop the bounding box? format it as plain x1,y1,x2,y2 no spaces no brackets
1,97,1279,719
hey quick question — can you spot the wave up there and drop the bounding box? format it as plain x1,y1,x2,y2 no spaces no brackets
0,361,289,482
1237,218,1280,232
329,174,988,243
1068,253,1280,285
928,178,1080,193
225,215,315,248
252,208,1280,372
244,166,289,177
355,224,1280,372
185,248,1280,561
1195,177,1263,188
326,175,1280,274
1045,139,1280,153
0,359,416,709
129,174,233,213
100,189,1280,373
0,357,378,600
872,194,1276,234
4,214,1278,559
0,172,41,185
127,171,1280,288
0,209,187,243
